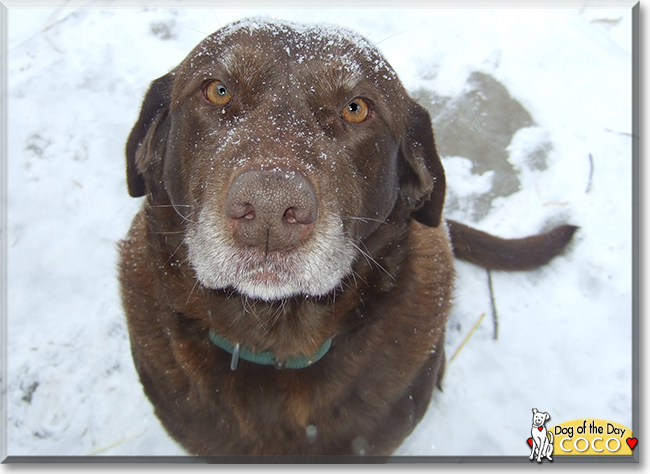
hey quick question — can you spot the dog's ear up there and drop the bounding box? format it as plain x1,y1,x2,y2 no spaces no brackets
545,413,550,421
125,72,175,197
399,100,446,228
532,408,538,414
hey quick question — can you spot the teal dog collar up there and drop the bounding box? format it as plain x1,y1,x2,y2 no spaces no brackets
209,330,332,371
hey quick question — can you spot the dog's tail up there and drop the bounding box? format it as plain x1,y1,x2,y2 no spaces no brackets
447,220,578,271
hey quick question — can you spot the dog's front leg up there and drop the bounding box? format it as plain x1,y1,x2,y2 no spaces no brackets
545,439,553,461
536,437,546,463
529,436,539,460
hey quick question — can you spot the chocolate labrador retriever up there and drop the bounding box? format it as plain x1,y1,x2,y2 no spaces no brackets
119,18,576,457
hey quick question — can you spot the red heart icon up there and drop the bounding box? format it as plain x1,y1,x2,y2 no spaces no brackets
527,437,533,447
626,438,637,450
538,427,543,431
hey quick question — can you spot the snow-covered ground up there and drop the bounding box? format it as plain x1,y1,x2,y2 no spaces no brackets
4,4,635,461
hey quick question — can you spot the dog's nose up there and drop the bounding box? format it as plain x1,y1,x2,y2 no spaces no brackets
225,170,318,251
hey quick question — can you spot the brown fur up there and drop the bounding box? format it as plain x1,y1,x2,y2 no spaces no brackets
119,19,574,457
448,220,577,271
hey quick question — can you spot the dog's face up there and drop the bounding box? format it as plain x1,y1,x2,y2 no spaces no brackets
126,19,445,301
532,409,550,428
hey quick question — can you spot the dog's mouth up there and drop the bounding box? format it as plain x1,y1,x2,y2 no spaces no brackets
233,248,298,285
246,264,283,284
187,212,357,301
225,245,352,300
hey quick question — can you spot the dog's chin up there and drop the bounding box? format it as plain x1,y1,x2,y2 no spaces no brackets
199,264,346,301
188,243,355,302
187,213,358,302
230,277,332,301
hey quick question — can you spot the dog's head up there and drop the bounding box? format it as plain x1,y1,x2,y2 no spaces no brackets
532,408,550,428
126,18,445,301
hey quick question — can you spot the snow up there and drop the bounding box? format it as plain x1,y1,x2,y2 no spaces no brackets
3,4,635,461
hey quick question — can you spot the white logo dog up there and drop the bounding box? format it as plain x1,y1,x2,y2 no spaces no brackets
529,408,553,462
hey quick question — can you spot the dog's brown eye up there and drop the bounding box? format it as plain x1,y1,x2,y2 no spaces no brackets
204,80,232,105
342,98,370,123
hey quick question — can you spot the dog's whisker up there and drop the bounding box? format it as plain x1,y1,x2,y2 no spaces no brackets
372,30,407,47
170,202,197,224
358,239,394,279
241,295,271,333
348,269,358,288
186,278,201,305
256,303,277,334
267,300,287,331
350,241,396,282
343,216,388,225
350,269,367,287
210,9,223,28
164,238,187,266
181,24,211,37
